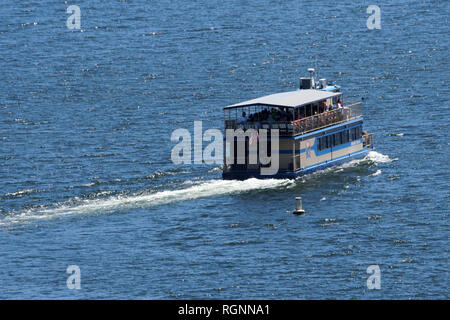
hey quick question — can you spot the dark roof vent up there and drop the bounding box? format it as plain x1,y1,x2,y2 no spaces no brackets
299,77,313,90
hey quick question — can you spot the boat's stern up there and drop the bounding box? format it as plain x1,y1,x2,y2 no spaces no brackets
363,132,375,150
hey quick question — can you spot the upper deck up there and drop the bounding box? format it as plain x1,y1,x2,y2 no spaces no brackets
224,89,362,137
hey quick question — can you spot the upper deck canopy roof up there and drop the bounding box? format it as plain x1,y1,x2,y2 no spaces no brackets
224,89,342,110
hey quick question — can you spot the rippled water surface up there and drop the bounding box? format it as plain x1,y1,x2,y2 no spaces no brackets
0,0,448,299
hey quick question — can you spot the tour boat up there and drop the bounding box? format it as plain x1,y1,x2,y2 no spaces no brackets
222,68,374,179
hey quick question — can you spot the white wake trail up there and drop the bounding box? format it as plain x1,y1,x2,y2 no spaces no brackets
1,178,293,227
1,151,394,227
366,151,397,163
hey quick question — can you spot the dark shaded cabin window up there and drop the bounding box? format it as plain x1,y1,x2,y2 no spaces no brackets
342,130,348,144
350,128,356,141
245,137,249,165
335,132,341,146
234,137,238,164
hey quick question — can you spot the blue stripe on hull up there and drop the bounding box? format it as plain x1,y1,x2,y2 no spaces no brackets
222,148,371,180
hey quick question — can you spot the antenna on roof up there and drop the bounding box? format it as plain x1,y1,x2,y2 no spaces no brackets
307,68,315,89
314,56,319,78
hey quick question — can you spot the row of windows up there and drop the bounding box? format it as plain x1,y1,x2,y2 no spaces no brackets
317,126,362,151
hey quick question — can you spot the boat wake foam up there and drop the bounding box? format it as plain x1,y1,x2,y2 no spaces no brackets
298,151,395,180
1,151,393,228
370,169,382,177
366,151,397,163
0,178,293,227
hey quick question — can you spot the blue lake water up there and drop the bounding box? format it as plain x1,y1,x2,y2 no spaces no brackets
0,0,448,299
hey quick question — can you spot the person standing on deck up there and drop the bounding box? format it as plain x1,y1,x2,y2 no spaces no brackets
237,111,248,124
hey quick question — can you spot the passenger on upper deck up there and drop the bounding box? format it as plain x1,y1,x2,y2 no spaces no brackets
237,111,248,124
240,106,295,127
327,104,332,112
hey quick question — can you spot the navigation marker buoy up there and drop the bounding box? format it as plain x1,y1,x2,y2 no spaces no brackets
293,197,305,215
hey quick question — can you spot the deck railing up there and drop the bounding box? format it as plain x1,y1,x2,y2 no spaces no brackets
225,102,362,136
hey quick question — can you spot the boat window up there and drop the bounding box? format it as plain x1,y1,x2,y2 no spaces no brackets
326,135,332,149
315,125,362,152
334,132,341,146
342,130,348,143
266,139,271,157
233,137,238,165
305,104,312,117
349,126,362,141
312,103,319,115
351,128,356,141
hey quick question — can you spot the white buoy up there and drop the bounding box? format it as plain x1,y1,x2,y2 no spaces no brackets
293,197,305,215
